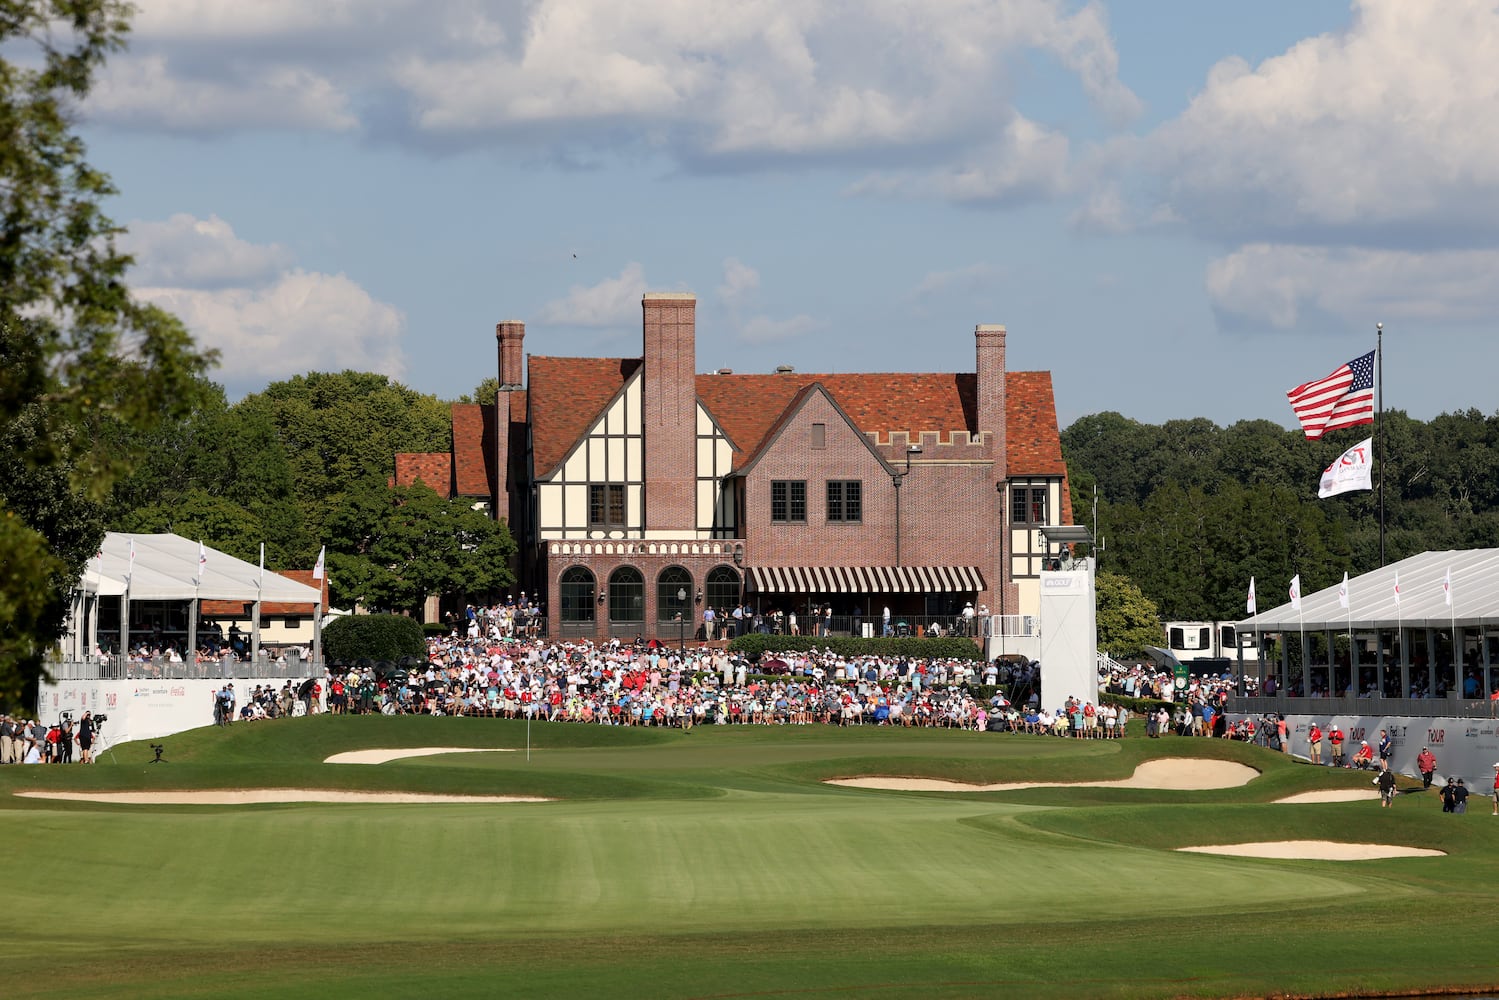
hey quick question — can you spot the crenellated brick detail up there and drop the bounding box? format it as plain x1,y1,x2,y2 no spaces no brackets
642,293,697,532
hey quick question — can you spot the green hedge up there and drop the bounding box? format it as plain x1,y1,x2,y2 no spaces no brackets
422,622,450,638
726,634,984,662
323,614,426,664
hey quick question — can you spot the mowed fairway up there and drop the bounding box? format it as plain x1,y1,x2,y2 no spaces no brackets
3,717,1496,999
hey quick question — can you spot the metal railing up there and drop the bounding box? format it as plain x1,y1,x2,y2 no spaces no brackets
47,654,321,682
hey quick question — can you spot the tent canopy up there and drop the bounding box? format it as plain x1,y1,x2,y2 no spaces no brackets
1237,548,1499,632
81,533,323,605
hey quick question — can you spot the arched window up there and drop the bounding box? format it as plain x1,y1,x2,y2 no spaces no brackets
559,567,595,624
608,566,645,624
705,565,741,612
656,566,693,625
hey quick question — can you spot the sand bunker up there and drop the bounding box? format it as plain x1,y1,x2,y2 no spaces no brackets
324,747,515,765
1178,840,1443,861
826,758,1258,792
16,789,548,805
1274,789,1382,804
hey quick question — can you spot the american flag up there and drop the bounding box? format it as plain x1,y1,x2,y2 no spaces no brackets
1286,350,1376,440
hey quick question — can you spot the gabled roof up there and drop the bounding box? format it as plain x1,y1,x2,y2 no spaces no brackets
529,356,641,477
524,358,1068,483
734,382,898,479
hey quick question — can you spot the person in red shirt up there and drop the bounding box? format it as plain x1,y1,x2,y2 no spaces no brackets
1351,740,1374,769
1307,723,1323,765
1328,725,1346,767
1492,763,1499,816
1416,747,1437,789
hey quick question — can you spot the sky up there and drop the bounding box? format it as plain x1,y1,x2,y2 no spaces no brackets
71,0,1499,429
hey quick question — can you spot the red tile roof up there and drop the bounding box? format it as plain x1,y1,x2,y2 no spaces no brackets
529,356,641,477
201,569,329,618
451,403,490,497
393,452,452,492
526,357,1067,483
1002,371,1068,479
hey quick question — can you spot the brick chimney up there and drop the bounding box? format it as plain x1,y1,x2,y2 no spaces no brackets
496,320,525,389
642,293,697,532
492,320,526,525
975,324,1007,462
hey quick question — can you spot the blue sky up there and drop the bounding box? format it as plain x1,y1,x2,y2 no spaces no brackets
80,0,1498,428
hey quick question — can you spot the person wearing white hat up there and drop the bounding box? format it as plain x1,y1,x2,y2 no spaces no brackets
1491,763,1499,816
1351,740,1374,769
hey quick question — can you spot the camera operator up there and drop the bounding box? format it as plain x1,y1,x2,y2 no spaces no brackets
77,710,96,764
57,716,74,764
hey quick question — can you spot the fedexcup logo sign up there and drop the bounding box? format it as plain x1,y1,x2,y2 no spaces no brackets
1042,576,1075,590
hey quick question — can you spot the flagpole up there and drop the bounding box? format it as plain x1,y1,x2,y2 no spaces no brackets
1377,322,1385,567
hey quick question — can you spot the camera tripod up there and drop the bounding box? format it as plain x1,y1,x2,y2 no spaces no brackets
149,743,167,763
88,725,119,765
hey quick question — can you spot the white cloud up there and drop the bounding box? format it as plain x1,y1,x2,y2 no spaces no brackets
92,55,356,133
87,0,1136,193
121,214,293,289
1206,243,1499,329
538,264,649,326
716,258,760,307
125,214,406,382
738,313,820,344
1146,0,1499,243
910,263,1003,299
850,115,1071,205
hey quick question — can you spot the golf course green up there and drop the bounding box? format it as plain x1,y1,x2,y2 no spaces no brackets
2,717,1493,999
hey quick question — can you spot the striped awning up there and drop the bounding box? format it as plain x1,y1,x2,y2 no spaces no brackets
746,565,985,594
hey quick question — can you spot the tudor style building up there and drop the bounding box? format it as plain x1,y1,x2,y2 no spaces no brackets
397,292,1073,642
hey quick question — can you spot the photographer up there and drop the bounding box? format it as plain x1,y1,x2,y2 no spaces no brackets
77,710,96,764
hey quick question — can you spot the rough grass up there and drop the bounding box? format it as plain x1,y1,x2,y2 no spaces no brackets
2,717,1494,999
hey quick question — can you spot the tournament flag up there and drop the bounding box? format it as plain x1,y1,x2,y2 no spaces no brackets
1246,577,1257,615
1289,574,1302,611
312,545,326,581
1443,566,1452,607
1338,571,1349,610
197,539,207,582
127,535,136,584
1393,570,1401,607
1286,350,1376,440
259,542,266,590
1318,437,1374,499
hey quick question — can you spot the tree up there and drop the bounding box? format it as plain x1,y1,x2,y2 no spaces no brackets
0,1,213,705
328,482,516,614
1094,572,1161,659
322,614,425,665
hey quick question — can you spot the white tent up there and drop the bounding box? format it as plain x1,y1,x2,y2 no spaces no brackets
1239,548,1499,631
82,533,321,604
66,532,323,665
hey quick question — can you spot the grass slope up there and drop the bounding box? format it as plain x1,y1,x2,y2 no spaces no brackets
2,717,1493,999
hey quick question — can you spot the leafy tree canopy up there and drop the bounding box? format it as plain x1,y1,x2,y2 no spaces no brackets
0,0,214,705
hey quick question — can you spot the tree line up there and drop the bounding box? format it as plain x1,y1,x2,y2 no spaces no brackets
1064,410,1499,626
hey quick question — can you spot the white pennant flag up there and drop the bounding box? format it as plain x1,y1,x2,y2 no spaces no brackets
1289,574,1302,611
127,535,136,584
312,545,326,581
1393,570,1401,607
1246,577,1257,615
1337,571,1349,609
197,540,208,583
1443,566,1452,607
259,542,266,590
1318,437,1375,499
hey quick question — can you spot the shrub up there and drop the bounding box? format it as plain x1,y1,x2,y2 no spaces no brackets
726,634,984,662
422,622,450,638
323,614,426,665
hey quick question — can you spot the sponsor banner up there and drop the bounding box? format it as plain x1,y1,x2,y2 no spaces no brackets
1229,713,1499,784
36,676,304,745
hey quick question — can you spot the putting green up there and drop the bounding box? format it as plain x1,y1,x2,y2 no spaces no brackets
2,716,1494,999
